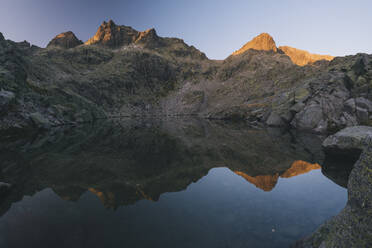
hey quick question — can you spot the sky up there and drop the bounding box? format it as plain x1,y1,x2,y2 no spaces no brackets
0,0,371,59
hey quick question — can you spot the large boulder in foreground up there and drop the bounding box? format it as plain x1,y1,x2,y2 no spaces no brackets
47,31,83,49
294,126,372,247
322,126,372,160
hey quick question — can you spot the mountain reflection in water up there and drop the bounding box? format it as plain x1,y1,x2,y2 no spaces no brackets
0,119,349,248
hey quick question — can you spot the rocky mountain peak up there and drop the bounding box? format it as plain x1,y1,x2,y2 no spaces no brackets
0,32,4,41
233,32,278,55
278,46,334,66
85,20,140,47
47,31,83,49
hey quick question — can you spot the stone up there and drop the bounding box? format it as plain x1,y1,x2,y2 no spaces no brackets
322,126,372,160
343,98,356,114
0,90,15,107
266,112,285,126
29,112,51,129
291,104,324,131
290,101,305,114
356,107,369,123
355,97,372,112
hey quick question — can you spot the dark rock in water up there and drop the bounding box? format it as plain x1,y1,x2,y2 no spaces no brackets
47,31,83,49
322,126,372,161
295,126,372,247
321,156,355,188
0,182,11,196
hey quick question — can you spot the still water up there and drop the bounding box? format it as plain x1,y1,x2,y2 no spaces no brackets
0,119,349,248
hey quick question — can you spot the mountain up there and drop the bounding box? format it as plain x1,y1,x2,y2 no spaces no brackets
279,45,334,66
0,22,371,134
85,20,206,58
232,32,334,66
85,20,146,47
232,33,278,55
47,31,83,49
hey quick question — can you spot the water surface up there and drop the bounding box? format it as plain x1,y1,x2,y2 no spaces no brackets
0,119,349,248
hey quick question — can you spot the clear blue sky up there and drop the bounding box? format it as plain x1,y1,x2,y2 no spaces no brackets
0,0,371,59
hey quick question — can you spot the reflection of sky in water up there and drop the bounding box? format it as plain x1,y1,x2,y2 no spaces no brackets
0,167,347,248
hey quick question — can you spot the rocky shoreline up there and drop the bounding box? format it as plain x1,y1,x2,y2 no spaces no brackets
1,21,372,134
1,20,372,246
294,126,372,247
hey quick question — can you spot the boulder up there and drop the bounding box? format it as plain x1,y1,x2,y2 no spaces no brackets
355,97,372,112
322,126,372,160
356,107,369,123
29,112,51,129
291,104,324,131
266,112,285,126
343,98,356,114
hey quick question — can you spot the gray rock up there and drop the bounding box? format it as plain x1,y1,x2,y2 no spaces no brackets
291,104,324,131
343,99,355,114
355,97,372,112
266,112,285,126
290,101,305,114
356,107,369,123
0,90,15,107
322,126,372,159
29,112,51,129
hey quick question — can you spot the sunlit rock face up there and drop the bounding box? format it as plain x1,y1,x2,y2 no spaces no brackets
279,46,334,66
280,160,321,178
232,33,278,55
231,33,333,66
85,20,140,47
85,20,161,48
47,31,83,49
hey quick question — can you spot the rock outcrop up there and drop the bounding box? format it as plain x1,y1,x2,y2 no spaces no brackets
85,20,141,47
295,126,372,248
232,33,278,55
279,46,334,66
47,31,83,49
